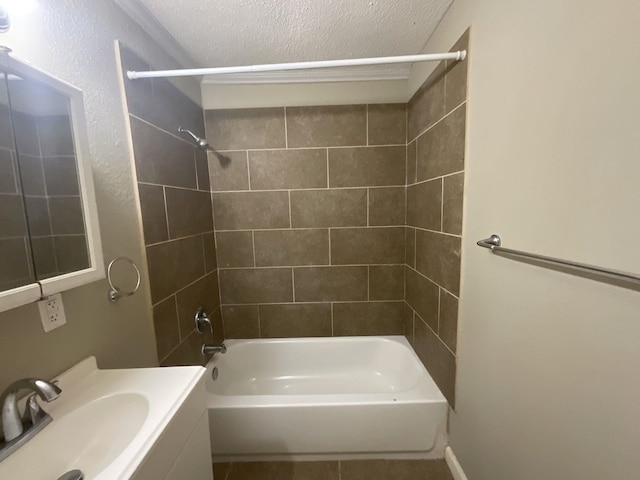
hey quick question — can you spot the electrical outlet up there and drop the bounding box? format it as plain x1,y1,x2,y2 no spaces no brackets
37,293,67,333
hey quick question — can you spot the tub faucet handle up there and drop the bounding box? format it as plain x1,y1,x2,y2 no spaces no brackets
194,307,213,335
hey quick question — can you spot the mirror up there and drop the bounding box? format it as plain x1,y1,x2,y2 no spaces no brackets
0,52,103,312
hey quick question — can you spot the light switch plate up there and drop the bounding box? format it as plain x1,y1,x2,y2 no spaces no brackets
38,293,67,333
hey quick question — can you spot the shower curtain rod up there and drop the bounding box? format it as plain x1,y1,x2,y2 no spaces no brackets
127,50,466,80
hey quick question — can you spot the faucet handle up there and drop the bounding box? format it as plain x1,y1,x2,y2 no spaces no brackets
194,307,213,335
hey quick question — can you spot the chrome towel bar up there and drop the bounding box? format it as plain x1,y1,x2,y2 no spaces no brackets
477,234,640,287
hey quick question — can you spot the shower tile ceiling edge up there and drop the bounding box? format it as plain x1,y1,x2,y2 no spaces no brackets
117,0,454,83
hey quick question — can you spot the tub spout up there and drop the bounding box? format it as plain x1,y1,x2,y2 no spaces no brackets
202,343,227,356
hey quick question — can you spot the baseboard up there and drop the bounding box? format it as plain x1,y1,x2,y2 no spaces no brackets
445,446,469,480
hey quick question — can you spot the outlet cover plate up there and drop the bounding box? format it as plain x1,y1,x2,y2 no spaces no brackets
38,293,67,333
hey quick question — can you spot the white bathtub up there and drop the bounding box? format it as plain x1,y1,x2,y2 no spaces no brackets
205,336,448,461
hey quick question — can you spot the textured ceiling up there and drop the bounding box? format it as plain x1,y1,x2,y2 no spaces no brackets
134,0,453,68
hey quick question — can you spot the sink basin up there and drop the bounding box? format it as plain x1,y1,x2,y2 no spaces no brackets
0,357,207,479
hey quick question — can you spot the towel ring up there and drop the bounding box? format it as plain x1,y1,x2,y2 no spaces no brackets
107,257,141,302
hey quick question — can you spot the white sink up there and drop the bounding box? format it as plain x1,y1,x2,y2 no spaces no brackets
0,357,208,479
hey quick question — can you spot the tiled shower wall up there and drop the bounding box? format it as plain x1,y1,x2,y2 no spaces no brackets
404,30,469,406
119,44,222,366
205,104,408,338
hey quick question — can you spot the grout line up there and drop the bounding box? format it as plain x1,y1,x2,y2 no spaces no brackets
408,100,466,144
220,300,405,307
151,269,217,308
338,460,341,480
421,310,457,357
291,268,296,302
365,104,369,146
408,226,462,239
145,229,216,248
366,188,370,226
138,181,202,193
331,303,334,336
162,186,171,239
210,185,408,194
214,144,406,154
284,107,288,149
251,231,256,267
172,295,181,342
367,266,370,300
218,263,406,270
440,177,445,232
437,288,442,335
406,264,460,300
193,150,200,190
246,151,251,190
224,464,232,480
288,190,292,228
328,229,332,265
326,148,330,188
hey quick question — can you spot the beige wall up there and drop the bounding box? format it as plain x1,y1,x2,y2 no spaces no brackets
0,1,200,390
415,0,640,478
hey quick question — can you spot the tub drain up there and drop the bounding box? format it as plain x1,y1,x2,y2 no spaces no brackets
212,367,219,380
57,470,84,480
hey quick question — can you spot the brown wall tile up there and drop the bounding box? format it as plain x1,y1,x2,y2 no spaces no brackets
369,187,406,226
403,303,414,345
130,116,197,189
442,173,464,235
17,155,45,196
203,232,218,272
36,116,75,157
165,187,213,238
330,227,404,265
405,227,416,268
49,197,85,235
439,290,459,353
195,149,210,191
0,238,32,287
294,266,367,302
414,317,456,406
329,146,405,187
287,105,366,147
205,108,285,150
415,230,461,296
0,151,16,194
406,140,417,185
42,157,80,196
259,303,332,338
0,194,28,236
219,268,293,304
176,273,220,340
213,191,290,230
216,231,254,268
254,229,329,267
407,179,442,230
405,267,439,330
290,189,367,228
138,184,168,244
146,235,205,304
416,105,466,182
159,331,203,367
249,149,327,190
333,302,404,336
209,151,249,192
54,235,89,273
153,77,206,140
23,196,51,236
31,237,57,278
408,63,445,141
369,265,405,300
445,29,470,114
221,305,260,338
368,104,407,146
153,296,180,360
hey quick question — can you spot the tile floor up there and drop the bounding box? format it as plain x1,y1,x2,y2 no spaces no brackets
213,459,454,480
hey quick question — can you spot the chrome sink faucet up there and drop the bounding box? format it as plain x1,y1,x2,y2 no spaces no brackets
0,378,61,460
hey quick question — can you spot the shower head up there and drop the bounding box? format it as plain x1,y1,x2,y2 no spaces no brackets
178,127,210,150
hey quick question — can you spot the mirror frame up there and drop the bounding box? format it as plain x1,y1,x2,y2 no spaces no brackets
0,51,104,312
